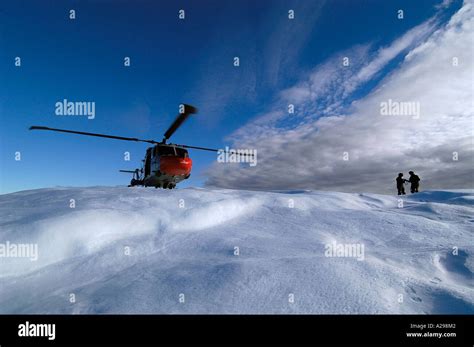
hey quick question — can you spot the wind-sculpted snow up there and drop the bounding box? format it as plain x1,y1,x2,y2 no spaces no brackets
0,187,472,314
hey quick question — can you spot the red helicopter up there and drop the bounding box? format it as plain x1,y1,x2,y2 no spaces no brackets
30,104,244,189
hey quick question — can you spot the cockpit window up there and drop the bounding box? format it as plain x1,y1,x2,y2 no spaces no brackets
156,145,188,157
176,147,188,157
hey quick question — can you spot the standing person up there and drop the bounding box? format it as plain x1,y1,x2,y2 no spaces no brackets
408,171,421,193
396,173,407,195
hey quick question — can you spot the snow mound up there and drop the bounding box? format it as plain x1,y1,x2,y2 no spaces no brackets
0,187,472,314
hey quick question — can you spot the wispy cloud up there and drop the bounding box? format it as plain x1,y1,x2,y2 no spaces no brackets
206,2,473,193
186,0,326,127
436,0,455,9
342,18,437,97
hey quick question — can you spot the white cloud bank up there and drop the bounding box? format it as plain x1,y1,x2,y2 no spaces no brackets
206,1,473,193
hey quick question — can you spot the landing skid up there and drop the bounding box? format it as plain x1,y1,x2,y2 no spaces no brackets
127,180,176,189
121,169,186,189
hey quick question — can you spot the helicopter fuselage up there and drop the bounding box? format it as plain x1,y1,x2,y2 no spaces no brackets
136,144,192,189
30,104,246,190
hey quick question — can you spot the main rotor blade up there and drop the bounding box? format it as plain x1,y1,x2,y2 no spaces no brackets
178,144,255,156
163,104,198,141
29,126,158,144
178,144,219,152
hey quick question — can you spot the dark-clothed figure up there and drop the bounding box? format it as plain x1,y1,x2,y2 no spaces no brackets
408,171,420,193
396,173,406,195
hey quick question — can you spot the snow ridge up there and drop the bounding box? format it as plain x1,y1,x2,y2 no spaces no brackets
0,187,472,314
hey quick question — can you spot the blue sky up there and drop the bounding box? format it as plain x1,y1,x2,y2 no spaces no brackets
0,0,470,193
